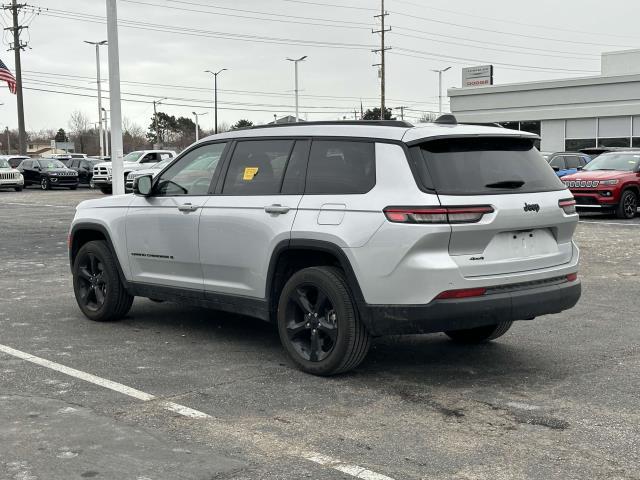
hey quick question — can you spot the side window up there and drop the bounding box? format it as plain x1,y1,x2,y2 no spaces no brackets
160,153,172,160
566,156,581,169
22,161,31,169
222,140,294,195
549,156,565,169
140,153,155,164
306,140,375,194
155,142,227,196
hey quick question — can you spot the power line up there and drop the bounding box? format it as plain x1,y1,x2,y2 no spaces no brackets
391,0,640,41
29,5,600,74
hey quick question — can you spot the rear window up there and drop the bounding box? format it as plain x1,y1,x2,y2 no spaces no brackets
415,137,564,195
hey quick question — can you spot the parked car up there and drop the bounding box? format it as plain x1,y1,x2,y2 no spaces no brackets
562,151,640,219
69,119,581,375
1,154,30,169
67,158,105,186
579,147,635,159
18,158,79,190
547,152,591,177
0,157,24,191
69,153,88,159
44,154,73,165
125,157,173,191
91,150,176,194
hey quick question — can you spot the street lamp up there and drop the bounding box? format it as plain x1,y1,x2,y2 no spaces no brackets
152,97,167,147
192,111,208,142
84,40,107,156
204,69,227,134
101,108,109,156
286,56,307,122
431,66,451,117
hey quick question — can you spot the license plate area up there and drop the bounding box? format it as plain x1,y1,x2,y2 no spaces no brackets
484,228,557,260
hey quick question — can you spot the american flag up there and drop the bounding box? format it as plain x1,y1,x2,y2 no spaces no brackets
0,58,17,94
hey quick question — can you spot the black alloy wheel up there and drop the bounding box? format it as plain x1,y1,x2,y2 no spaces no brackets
73,240,133,321
284,283,338,362
40,177,50,190
76,252,108,312
617,190,638,219
277,266,371,376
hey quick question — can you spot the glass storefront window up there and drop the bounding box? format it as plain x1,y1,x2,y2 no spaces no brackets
633,138,640,148
565,139,596,151
597,138,631,148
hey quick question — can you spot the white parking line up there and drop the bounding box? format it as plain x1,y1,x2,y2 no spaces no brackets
5,202,75,209
0,343,395,480
579,220,640,226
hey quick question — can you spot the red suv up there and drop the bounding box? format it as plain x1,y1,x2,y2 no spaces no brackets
562,151,640,219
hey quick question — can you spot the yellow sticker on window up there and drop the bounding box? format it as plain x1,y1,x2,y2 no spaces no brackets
243,167,259,181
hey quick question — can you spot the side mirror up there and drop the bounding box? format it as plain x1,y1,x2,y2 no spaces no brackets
134,174,153,196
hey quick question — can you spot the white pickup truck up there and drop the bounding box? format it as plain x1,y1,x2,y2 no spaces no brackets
91,150,176,194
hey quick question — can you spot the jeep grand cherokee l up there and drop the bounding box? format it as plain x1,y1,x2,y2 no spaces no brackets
68,119,581,375
562,151,640,219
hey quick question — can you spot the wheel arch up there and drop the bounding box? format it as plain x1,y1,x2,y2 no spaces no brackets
69,222,129,288
266,239,370,327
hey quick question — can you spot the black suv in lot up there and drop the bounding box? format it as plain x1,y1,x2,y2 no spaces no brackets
66,158,104,186
19,158,79,190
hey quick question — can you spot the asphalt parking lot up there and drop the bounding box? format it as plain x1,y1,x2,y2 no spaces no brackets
1,188,639,480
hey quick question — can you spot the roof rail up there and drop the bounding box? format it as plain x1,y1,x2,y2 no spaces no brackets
248,120,414,129
434,114,457,125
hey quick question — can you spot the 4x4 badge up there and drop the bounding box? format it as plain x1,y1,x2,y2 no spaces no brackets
523,203,540,213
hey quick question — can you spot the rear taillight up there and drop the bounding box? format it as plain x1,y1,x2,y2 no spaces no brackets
559,198,576,215
435,288,487,300
383,206,494,224
566,272,578,282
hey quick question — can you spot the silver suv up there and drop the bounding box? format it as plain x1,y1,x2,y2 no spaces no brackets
69,119,581,375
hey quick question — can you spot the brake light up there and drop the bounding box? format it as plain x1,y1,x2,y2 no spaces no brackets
558,198,576,215
566,273,578,282
435,288,487,300
383,206,494,224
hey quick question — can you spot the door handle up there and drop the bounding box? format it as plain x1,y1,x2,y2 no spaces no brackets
264,204,290,214
177,203,199,212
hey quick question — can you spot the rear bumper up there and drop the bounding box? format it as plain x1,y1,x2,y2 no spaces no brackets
364,279,581,336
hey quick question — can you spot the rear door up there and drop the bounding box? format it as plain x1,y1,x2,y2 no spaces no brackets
414,136,576,278
199,138,306,298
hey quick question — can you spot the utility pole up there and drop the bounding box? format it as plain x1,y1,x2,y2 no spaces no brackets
106,0,124,195
84,40,107,157
4,0,28,154
432,67,452,117
102,108,109,156
205,69,227,134
395,106,408,121
5,126,10,154
192,111,207,142
372,0,390,120
286,56,307,122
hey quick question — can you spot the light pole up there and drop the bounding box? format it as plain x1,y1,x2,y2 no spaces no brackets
286,56,307,122
5,126,10,155
101,108,109,156
152,97,167,148
204,68,227,134
192,111,208,142
84,40,107,157
432,66,451,117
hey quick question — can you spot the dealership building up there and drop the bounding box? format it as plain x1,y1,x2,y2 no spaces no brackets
448,49,640,152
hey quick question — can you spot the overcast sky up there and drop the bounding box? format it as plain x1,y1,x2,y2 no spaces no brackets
0,0,638,133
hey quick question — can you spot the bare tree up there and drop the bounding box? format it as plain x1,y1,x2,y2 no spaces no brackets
68,111,91,153
123,117,149,152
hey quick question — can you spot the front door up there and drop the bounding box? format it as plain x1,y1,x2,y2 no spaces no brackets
199,139,307,298
125,142,229,291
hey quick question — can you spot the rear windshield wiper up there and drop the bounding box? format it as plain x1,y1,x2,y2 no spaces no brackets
485,180,525,189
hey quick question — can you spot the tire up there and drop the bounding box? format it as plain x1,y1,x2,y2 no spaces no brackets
72,240,133,322
277,266,371,376
14,186,23,192
445,321,513,344
99,186,112,194
616,190,637,219
40,177,50,190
